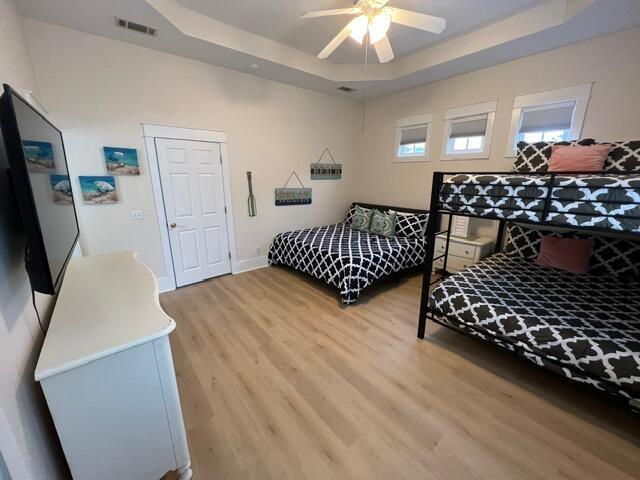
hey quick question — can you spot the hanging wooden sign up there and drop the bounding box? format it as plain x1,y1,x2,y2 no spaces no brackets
275,171,312,206
310,147,342,180
246,171,257,217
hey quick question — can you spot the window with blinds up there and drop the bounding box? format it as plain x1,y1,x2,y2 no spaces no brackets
516,101,576,143
506,85,591,156
446,113,488,154
397,124,428,158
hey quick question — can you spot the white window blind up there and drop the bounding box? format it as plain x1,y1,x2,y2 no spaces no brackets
399,125,427,145
518,102,575,133
449,114,488,138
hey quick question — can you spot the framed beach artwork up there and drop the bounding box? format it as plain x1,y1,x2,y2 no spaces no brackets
79,175,119,204
22,140,55,173
103,146,140,175
49,174,73,205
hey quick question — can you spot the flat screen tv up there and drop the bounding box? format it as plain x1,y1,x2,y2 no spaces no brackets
0,84,79,294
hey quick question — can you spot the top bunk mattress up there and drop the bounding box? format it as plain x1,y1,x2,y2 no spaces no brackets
429,252,640,400
439,173,640,233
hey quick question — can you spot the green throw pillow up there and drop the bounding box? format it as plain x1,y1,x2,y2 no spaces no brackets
370,209,397,237
351,205,373,232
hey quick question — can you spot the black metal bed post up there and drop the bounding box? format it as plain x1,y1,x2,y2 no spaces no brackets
441,212,453,274
418,171,445,339
495,219,506,254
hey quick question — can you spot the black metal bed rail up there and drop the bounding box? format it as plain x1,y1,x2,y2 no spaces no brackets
437,169,640,238
433,169,639,176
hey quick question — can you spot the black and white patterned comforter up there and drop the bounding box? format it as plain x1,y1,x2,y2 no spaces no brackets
268,223,426,304
430,253,640,400
440,173,640,233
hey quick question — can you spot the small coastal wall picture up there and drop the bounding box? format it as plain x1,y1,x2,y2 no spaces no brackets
79,175,119,204
50,174,73,205
22,140,55,173
103,147,140,175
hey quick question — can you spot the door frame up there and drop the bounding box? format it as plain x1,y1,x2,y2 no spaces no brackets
142,123,237,292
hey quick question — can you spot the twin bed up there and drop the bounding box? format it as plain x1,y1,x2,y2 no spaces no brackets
268,203,429,304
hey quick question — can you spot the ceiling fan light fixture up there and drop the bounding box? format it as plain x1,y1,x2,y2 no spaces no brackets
368,12,391,44
349,15,369,44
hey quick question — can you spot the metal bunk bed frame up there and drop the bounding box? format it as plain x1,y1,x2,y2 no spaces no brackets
417,170,640,410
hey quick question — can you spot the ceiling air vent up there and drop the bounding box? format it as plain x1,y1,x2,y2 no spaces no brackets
116,18,157,37
337,86,355,92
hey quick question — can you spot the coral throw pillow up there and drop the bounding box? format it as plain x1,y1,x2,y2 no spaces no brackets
548,144,612,172
535,236,594,274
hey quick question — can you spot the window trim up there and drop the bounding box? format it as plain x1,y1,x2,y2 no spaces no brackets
394,113,433,163
442,101,497,160
505,83,592,157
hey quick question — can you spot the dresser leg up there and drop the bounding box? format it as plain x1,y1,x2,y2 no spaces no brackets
178,461,193,480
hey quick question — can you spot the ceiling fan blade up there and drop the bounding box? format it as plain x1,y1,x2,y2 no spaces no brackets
373,35,394,63
317,22,353,59
300,8,358,19
390,8,446,34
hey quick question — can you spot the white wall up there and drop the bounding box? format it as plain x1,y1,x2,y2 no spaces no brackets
23,19,362,285
355,26,640,230
0,1,67,479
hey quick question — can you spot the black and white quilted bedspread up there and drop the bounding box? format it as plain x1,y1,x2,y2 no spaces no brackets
440,173,640,233
268,223,426,304
429,253,640,400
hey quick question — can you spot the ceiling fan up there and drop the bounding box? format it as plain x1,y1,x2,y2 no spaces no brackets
301,0,446,63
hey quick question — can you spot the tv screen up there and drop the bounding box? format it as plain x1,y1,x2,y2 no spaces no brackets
0,84,79,294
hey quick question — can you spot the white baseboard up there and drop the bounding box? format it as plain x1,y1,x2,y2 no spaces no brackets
157,276,176,293
156,258,267,291
233,256,268,274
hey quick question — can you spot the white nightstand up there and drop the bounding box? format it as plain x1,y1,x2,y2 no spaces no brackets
433,234,496,272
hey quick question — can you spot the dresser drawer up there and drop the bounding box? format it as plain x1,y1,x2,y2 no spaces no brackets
435,238,476,259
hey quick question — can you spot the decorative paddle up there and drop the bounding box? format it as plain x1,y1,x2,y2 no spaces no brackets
247,171,257,217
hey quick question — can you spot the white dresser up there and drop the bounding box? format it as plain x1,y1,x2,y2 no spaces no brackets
433,234,495,272
35,252,192,480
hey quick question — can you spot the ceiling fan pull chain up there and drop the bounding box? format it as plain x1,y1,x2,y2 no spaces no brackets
362,35,369,132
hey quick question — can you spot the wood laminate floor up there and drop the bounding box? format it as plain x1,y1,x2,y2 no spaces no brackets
161,266,640,480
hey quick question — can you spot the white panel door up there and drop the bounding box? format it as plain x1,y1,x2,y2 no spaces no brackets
155,138,230,287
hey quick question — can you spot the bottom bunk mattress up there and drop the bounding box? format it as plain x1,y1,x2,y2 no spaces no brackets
429,253,640,401
268,223,426,304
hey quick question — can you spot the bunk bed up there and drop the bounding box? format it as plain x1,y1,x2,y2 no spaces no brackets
418,139,640,409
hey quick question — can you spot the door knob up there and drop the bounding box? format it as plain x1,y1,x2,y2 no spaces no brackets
170,223,177,229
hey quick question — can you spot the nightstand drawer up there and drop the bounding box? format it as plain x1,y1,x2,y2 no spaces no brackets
435,238,476,259
433,255,473,272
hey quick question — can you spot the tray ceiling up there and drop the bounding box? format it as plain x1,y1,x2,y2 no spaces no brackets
177,0,539,64
17,0,640,99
